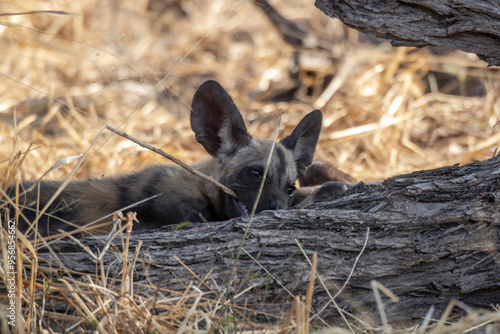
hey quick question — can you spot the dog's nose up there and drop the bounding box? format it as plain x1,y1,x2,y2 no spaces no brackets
269,202,284,210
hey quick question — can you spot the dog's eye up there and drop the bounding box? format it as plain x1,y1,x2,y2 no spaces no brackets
287,186,296,197
250,169,262,178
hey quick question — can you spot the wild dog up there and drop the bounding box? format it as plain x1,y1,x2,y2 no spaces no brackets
292,160,357,206
3,80,323,236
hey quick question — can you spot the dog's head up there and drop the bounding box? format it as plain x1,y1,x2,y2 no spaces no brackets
191,80,322,219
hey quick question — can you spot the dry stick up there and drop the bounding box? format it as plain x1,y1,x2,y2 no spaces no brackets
234,111,282,265
313,57,354,110
279,299,297,334
176,286,203,334
242,248,294,296
310,226,370,322
105,125,238,200
173,256,221,298
222,111,283,308
0,10,75,16
371,280,400,333
305,252,317,333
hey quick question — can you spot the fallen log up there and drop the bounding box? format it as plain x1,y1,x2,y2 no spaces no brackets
315,0,500,66
39,155,500,327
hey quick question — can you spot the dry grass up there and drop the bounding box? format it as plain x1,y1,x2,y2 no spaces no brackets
0,0,499,332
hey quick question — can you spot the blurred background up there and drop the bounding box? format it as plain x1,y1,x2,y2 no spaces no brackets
1,0,499,184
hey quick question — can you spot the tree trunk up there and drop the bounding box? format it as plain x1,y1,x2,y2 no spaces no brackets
314,0,500,66
43,156,500,327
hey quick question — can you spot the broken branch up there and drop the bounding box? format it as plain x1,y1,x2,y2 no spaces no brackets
105,125,239,199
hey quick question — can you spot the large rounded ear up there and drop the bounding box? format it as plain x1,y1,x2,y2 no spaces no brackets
280,110,322,177
190,81,252,157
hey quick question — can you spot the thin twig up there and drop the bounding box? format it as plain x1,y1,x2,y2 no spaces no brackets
176,286,203,334
0,10,75,17
105,124,238,199
305,252,317,333
230,110,282,283
371,280,399,333
310,226,370,321
241,248,294,297
371,280,391,332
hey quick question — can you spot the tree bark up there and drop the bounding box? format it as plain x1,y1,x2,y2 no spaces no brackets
43,156,500,327
314,0,500,66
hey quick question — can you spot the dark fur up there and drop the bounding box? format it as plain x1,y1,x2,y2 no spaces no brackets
3,81,323,236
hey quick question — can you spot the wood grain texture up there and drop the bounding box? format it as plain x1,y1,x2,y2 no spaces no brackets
315,0,500,66
42,156,500,326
